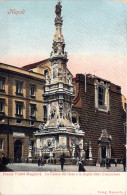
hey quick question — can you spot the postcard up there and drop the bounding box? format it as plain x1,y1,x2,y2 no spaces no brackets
0,0,127,194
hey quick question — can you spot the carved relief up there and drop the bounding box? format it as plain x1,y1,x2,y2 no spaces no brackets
52,41,58,53
38,123,45,130
50,102,57,120
46,75,51,84
74,123,80,131
52,60,58,65
59,106,63,118
55,16,63,24
66,109,71,121
50,109,56,119
67,74,72,84
98,129,112,143
53,64,58,78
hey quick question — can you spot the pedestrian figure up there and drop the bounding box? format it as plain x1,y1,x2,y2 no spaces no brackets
100,159,105,167
17,158,19,163
41,157,45,166
77,157,79,165
26,157,28,163
106,157,109,169
114,159,117,167
78,160,85,172
123,157,126,172
60,154,65,170
0,153,7,172
10,158,13,164
54,159,56,164
109,158,111,167
38,159,41,166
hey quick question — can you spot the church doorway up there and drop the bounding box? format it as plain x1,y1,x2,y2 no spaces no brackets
101,146,106,159
14,140,22,162
98,129,112,161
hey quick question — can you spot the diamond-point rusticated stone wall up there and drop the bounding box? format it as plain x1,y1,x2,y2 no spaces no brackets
72,73,126,160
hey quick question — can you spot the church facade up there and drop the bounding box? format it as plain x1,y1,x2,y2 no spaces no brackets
72,74,126,161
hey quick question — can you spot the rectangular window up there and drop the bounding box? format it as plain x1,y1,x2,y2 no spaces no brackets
30,85,35,97
0,78,5,91
124,103,126,110
30,121,34,126
15,102,23,116
16,119,22,124
98,86,105,106
95,80,109,112
43,105,47,120
30,104,36,117
0,101,3,112
0,139,3,150
16,81,23,95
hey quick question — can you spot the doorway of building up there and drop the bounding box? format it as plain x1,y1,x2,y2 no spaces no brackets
85,148,89,159
14,140,22,162
101,146,106,159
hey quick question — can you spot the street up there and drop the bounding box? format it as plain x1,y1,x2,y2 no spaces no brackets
6,163,125,172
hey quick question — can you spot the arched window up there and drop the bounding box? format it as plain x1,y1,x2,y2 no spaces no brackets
72,116,77,123
72,111,79,124
44,70,48,75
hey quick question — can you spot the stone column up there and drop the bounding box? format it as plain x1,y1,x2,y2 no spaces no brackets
50,148,53,158
89,142,92,160
79,139,85,158
72,144,75,158
40,147,42,157
28,146,32,158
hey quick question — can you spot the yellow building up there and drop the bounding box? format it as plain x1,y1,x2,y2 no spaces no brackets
0,56,72,162
0,63,45,162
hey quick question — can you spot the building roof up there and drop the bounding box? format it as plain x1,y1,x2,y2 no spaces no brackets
22,58,49,70
21,58,73,77
0,63,45,81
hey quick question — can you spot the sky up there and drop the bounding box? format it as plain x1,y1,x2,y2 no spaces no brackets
0,0,127,96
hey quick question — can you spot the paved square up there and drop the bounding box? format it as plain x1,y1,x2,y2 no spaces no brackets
6,163,125,172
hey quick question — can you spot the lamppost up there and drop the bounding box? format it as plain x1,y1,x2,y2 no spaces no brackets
0,112,10,159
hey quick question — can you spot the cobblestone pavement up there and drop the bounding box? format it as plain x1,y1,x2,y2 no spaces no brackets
6,163,125,172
